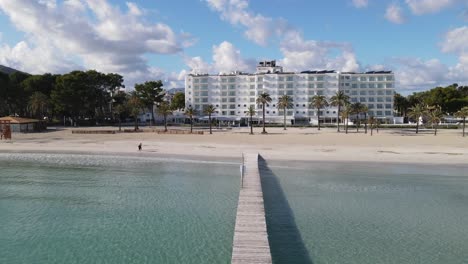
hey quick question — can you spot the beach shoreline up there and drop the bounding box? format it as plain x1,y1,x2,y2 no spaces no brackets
1,127,467,166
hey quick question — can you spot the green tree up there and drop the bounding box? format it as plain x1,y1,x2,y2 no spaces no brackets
368,116,377,136
426,106,443,136
127,92,144,131
310,95,328,130
351,102,367,133
171,92,185,111
394,92,410,117
408,103,426,134
246,105,256,135
8,71,30,116
277,95,293,130
157,101,173,132
341,103,353,134
455,106,468,137
184,107,197,133
28,92,48,118
0,72,9,116
330,91,350,132
112,91,128,132
256,92,272,134
134,81,165,126
203,104,217,135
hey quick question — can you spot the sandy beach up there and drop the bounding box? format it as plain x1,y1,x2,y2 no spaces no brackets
1,126,467,165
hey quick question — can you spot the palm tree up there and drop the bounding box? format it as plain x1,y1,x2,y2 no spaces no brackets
277,95,293,130
330,91,350,132
113,104,127,132
408,103,426,134
368,116,377,136
455,106,468,137
351,102,366,133
246,105,256,135
28,92,48,118
204,104,217,134
310,95,328,130
341,103,353,134
127,92,143,131
426,106,443,136
157,101,173,132
256,93,272,134
184,107,197,134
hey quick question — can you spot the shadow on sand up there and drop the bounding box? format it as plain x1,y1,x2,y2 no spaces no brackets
259,155,314,264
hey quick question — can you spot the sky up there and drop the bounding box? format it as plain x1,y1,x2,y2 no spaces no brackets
0,0,467,94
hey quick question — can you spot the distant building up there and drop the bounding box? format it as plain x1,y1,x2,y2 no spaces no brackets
185,60,394,125
0,116,47,132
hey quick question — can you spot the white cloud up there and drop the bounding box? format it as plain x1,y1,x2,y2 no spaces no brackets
0,0,192,88
352,0,369,8
385,3,406,24
405,0,458,15
204,0,361,73
184,41,254,74
441,26,468,55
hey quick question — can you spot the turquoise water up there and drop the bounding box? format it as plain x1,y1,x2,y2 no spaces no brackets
0,153,239,264
261,159,468,264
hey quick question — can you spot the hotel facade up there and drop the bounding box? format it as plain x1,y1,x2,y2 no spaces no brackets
185,61,395,125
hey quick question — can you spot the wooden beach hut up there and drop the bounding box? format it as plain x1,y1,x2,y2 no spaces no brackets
0,116,47,133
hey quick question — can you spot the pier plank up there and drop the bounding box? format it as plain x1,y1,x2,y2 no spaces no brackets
231,153,272,264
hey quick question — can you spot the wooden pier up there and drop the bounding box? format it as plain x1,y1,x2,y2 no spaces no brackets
231,153,272,264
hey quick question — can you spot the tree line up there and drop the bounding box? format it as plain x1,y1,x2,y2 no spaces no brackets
0,70,185,128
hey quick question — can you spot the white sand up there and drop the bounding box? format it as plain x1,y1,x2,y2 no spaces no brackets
1,126,467,165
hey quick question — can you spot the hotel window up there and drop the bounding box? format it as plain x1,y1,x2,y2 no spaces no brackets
377,84,384,88
201,98,208,103
377,97,384,102
377,76,384,81
317,83,324,88
228,91,236,96
229,85,235,90
287,76,293,82
360,97,366,102
201,91,208,96
369,91,375,95
194,98,200,103
368,97,375,102
194,78,200,83
230,111,236,115
386,76,393,81
351,91,358,95
229,105,236,109
360,77,367,81
385,104,392,109
257,77,263,82
250,85,255,89
250,98,255,102
222,105,227,109
221,85,227,90
377,91,384,95
376,111,383,116
360,84,367,88
351,98,357,102
352,84,358,88
228,77,235,82
369,77,375,81
250,91,255,96
221,78,227,83
278,77,284,81
368,111,375,116
317,91,324,95
194,92,200,96
229,98,235,102
201,78,208,83
286,83,293,89
386,83,393,88
258,84,263,89
308,76,315,81
385,97,392,102
287,90,294,95
308,83,315,89
222,98,227,102
250,77,255,82
368,104,374,109
317,76,324,81
377,104,383,109
352,77,358,81
360,91,367,95
368,84,375,88
385,111,392,115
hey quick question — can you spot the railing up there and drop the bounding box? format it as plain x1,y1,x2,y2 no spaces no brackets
240,153,245,188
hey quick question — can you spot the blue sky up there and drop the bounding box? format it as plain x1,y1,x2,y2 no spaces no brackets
0,0,467,93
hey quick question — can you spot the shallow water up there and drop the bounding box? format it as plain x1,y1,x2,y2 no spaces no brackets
261,159,468,264
0,153,239,264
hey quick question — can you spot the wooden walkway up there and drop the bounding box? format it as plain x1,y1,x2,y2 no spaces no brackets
231,153,272,264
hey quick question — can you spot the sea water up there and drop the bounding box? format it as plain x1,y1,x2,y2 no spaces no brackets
261,159,468,264
0,153,239,264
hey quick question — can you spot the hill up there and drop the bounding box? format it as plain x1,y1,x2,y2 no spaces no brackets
0,65,23,75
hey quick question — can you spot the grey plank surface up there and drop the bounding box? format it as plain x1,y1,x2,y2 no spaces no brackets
231,153,272,264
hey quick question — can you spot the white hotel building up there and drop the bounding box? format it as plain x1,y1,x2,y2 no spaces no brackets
185,61,395,125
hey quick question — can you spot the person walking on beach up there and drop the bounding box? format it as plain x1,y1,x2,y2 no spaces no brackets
138,143,142,151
